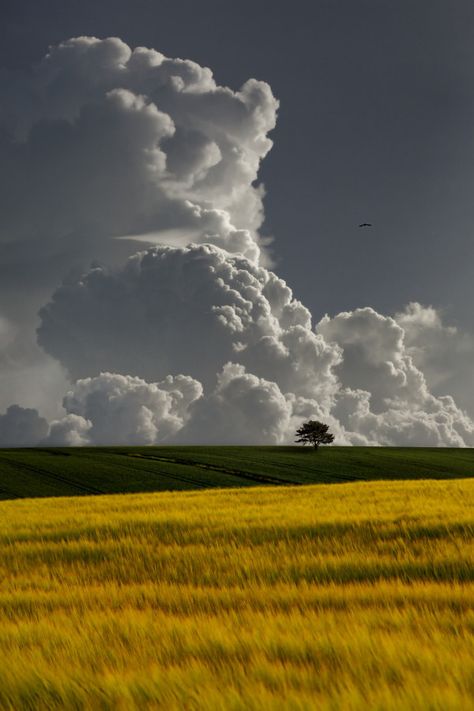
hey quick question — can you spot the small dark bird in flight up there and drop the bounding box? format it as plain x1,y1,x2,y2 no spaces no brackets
358,223,372,227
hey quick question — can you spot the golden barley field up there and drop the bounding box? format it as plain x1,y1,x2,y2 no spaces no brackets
0,480,472,710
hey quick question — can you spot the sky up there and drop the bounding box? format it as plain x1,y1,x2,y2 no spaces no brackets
1,0,474,446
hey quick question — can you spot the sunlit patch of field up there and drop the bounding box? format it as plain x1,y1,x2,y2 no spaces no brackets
0,480,472,710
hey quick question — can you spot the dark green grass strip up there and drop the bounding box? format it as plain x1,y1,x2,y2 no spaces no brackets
0,453,105,495
0,446,473,500
94,452,220,489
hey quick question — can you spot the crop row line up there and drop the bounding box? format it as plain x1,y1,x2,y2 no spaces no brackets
0,455,105,495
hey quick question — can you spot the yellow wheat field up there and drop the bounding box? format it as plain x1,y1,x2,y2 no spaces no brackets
0,480,473,710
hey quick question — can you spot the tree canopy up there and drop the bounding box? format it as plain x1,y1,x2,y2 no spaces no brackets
295,420,335,449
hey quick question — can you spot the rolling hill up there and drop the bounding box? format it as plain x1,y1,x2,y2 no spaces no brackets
0,445,473,499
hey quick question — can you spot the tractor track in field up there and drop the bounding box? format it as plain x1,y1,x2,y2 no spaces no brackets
125,452,369,485
90,451,221,489
122,452,304,486
202,455,368,486
238,458,368,484
0,454,105,495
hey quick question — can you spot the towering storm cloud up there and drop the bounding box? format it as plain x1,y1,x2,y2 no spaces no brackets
1,37,473,446
0,36,277,258
0,36,277,415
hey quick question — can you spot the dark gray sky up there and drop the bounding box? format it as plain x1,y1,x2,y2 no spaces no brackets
2,0,474,326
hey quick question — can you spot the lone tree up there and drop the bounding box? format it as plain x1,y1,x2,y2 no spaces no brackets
295,420,335,450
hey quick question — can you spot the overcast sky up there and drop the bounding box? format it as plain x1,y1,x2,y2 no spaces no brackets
1,0,474,446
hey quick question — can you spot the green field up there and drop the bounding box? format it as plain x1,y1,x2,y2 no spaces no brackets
0,446,473,500
0,480,472,709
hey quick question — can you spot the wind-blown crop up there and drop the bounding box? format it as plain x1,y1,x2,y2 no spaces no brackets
0,480,472,709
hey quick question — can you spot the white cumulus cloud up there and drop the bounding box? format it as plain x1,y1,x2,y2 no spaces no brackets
44,371,202,446
177,363,292,445
38,243,341,408
38,249,474,446
395,302,474,418
318,307,474,446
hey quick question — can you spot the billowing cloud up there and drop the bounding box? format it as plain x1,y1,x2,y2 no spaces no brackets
38,243,341,408
45,414,92,447
38,250,474,446
318,307,474,446
177,363,292,445
38,365,335,447
0,36,278,260
395,302,474,418
0,36,277,418
44,371,202,446
317,307,429,412
1,36,473,448
0,405,49,447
